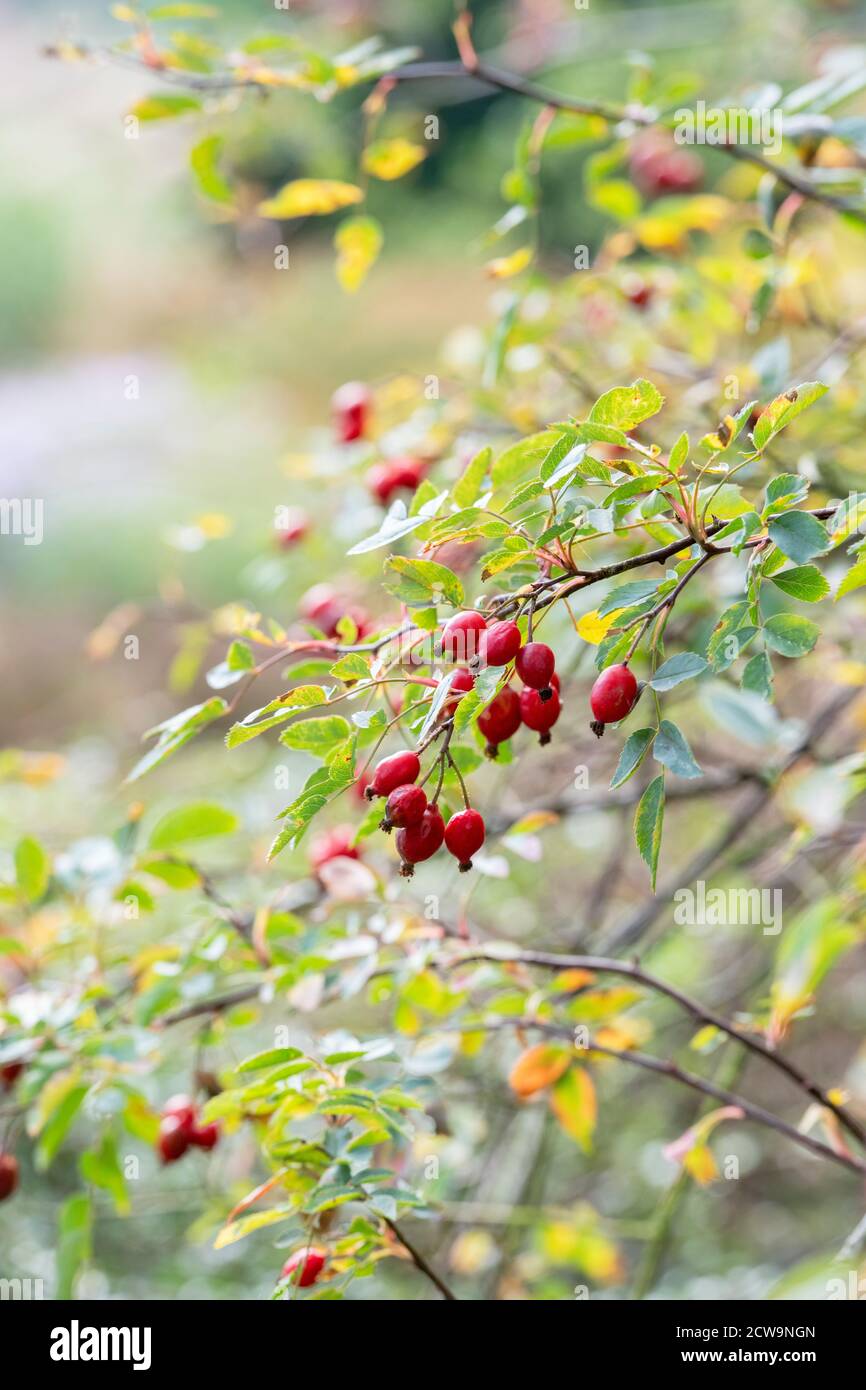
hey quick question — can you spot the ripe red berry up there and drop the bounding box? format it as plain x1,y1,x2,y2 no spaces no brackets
366,750,421,800
309,826,360,873
275,508,309,547
519,686,562,745
299,584,369,640
590,663,638,733
443,667,474,714
479,620,522,668
381,783,427,832
0,1061,24,1091
281,1247,326,1288
441,610,487,663
444,808,486,872
515,642,556,693
157,1116,190,1165
332,381,370,443
190,1121,220,1151
477,686,522,757
367,456,426,506
396,805,445,876
0,1153,19,1201
163,1094,197,1138
623,274,652,309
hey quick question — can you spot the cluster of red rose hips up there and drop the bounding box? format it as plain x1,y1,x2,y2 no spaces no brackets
156,1094,220,1164
332,381,428,508
364,747,485,877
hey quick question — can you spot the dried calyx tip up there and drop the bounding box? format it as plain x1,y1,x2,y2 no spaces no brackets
539,687,553,702
590,719,605,739
399,861,415,878
458,860,473,873
379,817,393,834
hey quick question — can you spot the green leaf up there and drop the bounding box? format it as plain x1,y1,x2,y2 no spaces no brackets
492,431,561,489
741,651,774,701
634,775,665,890
15,836,49,901
649,652,708,692
588,378,664,431
226,685,327,748
668,432,689,472
753,382,828,449
763,473,810,516
705,601,753,672
598,578,662,616
79,1132,129,1215
763,613,819,657
227,639,255,670
835,552,866,601
237,1047,304,1073
130,93,202,122
769,565,830,602
36,1083,88,1170
383,556,463,608
148,801,239,851
653,720,702,779
329,653,372,681
190,133,234,205
56,1194,92,1301
766,510,829,565
280,715,351,757
347,491,448,555
128,697,227,781
610,729,654,789
452,446,491,508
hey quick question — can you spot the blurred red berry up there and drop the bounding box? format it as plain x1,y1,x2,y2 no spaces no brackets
157,1116,190,1165
309,826,360,874
282,1247,326,1288
0,1154,19,1201
190,1121,220,1151
477,686,522,757
332,381,370,443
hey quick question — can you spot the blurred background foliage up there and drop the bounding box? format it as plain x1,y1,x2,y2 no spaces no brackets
2,0,866,1301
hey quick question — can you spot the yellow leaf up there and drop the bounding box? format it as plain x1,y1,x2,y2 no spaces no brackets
486,246,533,279
334,215,383,293
195,512,232,539
550,1067,597,1151
363,138,426,181
509,1042,571,1098
684,1143,718,1185
258,179,363,219
214,1206,294,1250
577,608,623,645
111,4,139,19
552,968,596,994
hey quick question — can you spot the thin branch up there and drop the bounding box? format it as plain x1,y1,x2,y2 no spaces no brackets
463,1017,866,1179
382,1215,457,1300
450,947,866,1149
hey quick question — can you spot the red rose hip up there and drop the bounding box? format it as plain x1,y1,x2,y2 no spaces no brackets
332,381,370,443
190,1121,220,1151
163,1094,197,1138
479,620,522,668
444,809,486,872
309,826,360,873
381,783,428,832
366,750,421,800
519,686,562,745
0,1061,24,1091
396,805,445,877
590,663,638,735
281,1246,326,1288
477,686,522,757
0,1153,18,1201
515,642,556,695
441,611,487,663
157,1116,190,1165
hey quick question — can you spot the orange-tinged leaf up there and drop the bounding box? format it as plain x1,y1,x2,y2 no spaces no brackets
552,968,596,994
509,1042,571,1098
550,1067,597,1151
684,1143,718,1185
226,1170,286,1224
258,179,363,219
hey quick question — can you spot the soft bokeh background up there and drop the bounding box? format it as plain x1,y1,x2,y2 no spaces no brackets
3,0,866,1301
